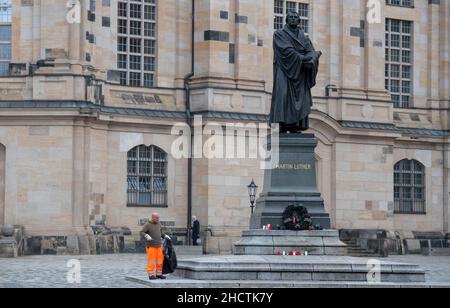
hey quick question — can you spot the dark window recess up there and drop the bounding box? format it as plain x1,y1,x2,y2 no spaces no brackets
86,53,91,62
204,30,229,42
235,15,248,24
107,70,121,83
257,39,264,47
88,11,96,22
90,0,96,12
229,43,235,64
220,11,228,20
350,27,362,37
248,34,256,44
102,16,110,27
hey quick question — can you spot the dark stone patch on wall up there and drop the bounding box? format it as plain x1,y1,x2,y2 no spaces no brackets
88,11,96,22
102,16,110,27
21,0,33,6
107,70,121,83
235,15,248,24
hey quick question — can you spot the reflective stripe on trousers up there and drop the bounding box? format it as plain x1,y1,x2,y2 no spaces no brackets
146,246,164,276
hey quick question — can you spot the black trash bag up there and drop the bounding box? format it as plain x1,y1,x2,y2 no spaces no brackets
162,238,178,275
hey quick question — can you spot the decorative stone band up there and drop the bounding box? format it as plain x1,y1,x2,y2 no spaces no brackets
0,101,448,138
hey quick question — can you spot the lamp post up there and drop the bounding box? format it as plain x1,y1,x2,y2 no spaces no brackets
248,179,258,214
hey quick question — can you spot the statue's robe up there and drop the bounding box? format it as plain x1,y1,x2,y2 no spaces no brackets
270,26,320,126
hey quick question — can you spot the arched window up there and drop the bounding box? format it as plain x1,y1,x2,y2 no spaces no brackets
394,159,425,214
127,145,167,207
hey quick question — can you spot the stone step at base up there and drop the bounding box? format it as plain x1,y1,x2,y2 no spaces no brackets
125,277,449,289
174,246,204,256
174,255,425,283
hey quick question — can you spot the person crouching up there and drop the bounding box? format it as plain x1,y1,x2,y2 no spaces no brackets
140,212,171,280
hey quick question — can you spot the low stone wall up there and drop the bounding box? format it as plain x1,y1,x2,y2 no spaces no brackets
402,232,450,256
3,226,188,257
339,229,450,257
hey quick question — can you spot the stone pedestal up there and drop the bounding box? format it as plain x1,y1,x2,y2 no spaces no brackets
234,230,347,256
250,133,331,229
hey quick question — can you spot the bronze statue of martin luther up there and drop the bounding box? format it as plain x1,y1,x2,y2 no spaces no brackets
270,11,322,133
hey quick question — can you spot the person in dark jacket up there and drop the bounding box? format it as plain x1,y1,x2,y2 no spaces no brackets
140,212,171,280
192,216,200,246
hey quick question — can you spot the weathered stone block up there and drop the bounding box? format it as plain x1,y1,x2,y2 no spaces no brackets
26,237,42,255
324,246,347,255
57,247,68,255
66,235,80,255
405,239,421,254
281,272,313,281
78,235,91,255
41,239,57,255
123,236,137,253
0,239,18,258
257,272,282,280
88,235,96,255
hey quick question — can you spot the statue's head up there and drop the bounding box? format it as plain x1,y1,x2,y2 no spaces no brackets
286,10,300,28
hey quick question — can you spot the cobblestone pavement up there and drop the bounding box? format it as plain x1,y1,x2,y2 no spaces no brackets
0,254,148,288
385,255,450,284
0,254,449,288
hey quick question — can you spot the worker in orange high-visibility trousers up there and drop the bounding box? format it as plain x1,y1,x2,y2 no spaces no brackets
140,212,171,280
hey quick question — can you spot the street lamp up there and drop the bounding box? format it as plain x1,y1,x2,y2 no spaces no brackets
248,179,258,214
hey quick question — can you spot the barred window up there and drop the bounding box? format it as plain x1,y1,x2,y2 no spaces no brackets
127,145,168,208
385,19,413,108
117,0,157,88
0,0,12,76
394,159,425,214
386,0,414,8
274,1,309,35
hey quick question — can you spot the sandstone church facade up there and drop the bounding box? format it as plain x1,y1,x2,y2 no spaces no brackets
0,0,449,254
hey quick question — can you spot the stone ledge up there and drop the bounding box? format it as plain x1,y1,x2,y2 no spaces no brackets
125,277,448,289
173,255,426,283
